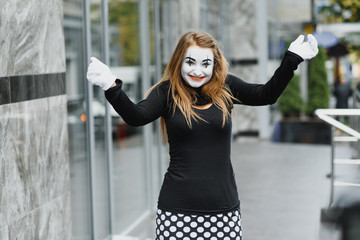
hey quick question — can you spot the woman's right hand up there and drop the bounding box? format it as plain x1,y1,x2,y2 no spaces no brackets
86,57,117,91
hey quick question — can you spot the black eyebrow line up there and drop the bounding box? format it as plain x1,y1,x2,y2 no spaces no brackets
185,57,195,62
202,58,212,63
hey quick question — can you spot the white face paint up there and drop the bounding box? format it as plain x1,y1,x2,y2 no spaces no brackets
181,46,214,88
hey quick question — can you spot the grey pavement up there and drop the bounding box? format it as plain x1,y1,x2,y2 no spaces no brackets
126,138,359,240
232,138,332,240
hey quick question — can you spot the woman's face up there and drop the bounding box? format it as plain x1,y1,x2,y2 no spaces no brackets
181,45,214,88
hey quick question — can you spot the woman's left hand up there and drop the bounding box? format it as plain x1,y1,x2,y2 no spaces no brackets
288,34,319,60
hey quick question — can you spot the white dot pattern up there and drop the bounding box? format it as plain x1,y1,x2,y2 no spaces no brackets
155,209,242,240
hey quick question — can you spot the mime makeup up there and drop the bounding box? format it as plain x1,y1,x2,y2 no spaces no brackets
181,46,214,88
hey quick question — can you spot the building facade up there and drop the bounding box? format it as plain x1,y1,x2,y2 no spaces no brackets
0,0,71,239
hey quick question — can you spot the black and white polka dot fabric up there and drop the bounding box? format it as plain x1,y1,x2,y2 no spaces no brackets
155,208,242,240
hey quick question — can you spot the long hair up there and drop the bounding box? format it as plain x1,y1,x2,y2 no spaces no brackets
147,32,235,141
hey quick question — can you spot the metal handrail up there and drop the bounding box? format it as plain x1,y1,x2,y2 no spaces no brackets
315,109,360,139
315,109,360,207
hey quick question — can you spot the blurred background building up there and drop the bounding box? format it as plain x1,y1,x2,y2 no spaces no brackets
1,0,360,239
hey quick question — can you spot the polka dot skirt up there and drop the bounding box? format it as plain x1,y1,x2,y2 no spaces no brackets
155,208,242,240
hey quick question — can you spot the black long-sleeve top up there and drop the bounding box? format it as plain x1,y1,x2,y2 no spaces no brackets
105,51,303,214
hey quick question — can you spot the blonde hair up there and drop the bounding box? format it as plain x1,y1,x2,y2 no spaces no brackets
147,32,235,141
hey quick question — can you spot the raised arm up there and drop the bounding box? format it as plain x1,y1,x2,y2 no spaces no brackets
227,34,318,106
87,57,169,126
227,51,303,105
105,80,169,126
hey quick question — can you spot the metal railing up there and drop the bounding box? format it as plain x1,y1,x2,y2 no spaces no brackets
315,108,360,208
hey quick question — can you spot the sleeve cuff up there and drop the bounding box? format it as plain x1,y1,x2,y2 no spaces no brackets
105,79,123,94
285,50,304,63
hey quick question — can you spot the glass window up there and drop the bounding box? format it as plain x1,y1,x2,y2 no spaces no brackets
64,0,92,239
108,0,149,234
64,0,166,238
89,0,112,239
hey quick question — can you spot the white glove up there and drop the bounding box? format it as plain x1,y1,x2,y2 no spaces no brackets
86,57,117,91
288,34,319,60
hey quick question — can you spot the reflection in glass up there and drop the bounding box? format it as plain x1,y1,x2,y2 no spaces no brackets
90,0,112,239
64,0,92,239
65,0,167,238
108,0,148,234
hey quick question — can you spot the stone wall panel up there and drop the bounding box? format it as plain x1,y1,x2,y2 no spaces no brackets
0,95,70,239
0,0,65,77
0,226,9,240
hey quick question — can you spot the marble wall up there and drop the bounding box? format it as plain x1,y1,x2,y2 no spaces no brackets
0,0,70,239
0,96,71,239
0,0,66,77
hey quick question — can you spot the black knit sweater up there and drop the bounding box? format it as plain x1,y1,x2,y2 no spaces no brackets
105,51,303,214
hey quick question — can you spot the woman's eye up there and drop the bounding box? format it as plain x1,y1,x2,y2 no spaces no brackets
203,63,210,68
185,60,194,66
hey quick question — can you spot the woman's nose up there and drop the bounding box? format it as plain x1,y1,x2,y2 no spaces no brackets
193,68,202,76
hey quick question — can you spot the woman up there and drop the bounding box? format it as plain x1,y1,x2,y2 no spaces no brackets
87,32,318,240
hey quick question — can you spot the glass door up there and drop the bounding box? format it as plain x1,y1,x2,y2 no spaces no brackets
65,0,165,239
